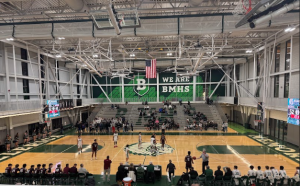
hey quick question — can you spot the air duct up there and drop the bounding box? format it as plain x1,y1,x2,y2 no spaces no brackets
106,4,121,35
250,0,299,28
64,0,90,12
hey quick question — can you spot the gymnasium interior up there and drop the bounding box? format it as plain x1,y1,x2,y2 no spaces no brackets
0,0,299,185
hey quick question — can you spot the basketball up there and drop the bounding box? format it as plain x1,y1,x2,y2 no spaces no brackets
192,156,197,160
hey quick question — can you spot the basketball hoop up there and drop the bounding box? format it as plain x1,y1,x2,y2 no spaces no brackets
233,0,252,16
254,120,261,126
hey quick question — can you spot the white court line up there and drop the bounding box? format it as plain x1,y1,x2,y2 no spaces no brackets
111,144,126,161
46,145,77,161
173,140,180,169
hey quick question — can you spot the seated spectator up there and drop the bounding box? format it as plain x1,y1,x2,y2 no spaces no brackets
70,164,78,174
127,163,136,182
168,104,172,109
224,167,232,177
147,162,155,183
5,164,12,176
116,163,126,184
205,165,213,176
78,164,88,175
214,166,223,179
55,164,62,174
189,167,198,179
63,164,70,174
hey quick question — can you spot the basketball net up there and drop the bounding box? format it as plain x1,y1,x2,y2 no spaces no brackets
232,0,252,16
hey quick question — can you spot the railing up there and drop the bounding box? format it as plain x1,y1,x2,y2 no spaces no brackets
0,100,42,114
266,98,287,110
215,97,234,104
125,97,157,102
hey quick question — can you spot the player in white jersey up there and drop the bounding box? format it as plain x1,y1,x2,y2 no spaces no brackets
294,167,300,176
138,132,142,149
264,166,273,178
113,132,118,148
256,166,264,179
124,144,129,163
77,135,83,154
232,166,241,186
271,167,280,178
279,166,288,178
150,133,156,145
248,165,256,176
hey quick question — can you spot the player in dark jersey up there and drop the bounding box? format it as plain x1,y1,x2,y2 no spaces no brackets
91,139,98,160
55,164,62,174
12,164,20,175
19,164,27,177
34,164,41,175
41,164,47,175
5,164,12,176
185,151,194,173
160,134,167,151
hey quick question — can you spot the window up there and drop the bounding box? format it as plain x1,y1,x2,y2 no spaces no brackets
255,79,260,97
274,75,279,97
275,45,280,72
23,79,30,100
21,48,28,60
21,62,28,76
285,40,291,70
284,73,289,98
256,54,261,77
52,118,62,130
235,64,240,81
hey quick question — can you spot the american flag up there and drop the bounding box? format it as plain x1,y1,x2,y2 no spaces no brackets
145,59,157,78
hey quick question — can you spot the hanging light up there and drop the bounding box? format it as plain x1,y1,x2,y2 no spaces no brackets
56,54,62,58
6,38,14,41
167,53,172,56
246,50,252,53
58,37,65,40
130,54,135,57
93,54,99,58
285,26,296,32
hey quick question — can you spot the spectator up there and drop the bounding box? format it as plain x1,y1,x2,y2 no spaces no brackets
78,164,88,175
166,160,176,182
104,156,112,182
205,165,213,176
224,121,228,132
116,163,126,185
214,166,223,178
224,167,232,177
63,164,70,174
189,167,198,179
147,162,155,183
70,164,78,174
127,163,136,182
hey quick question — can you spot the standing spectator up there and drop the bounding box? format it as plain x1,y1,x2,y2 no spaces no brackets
130,123,133,132
197,149,209,174
166,160,176,182
224,121,228,132
103,156,112,182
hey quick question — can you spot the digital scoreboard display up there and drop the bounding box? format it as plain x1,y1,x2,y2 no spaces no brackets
47,100,60,118
287,98,299,125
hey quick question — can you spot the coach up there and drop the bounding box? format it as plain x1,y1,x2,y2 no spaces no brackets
197,149,209,174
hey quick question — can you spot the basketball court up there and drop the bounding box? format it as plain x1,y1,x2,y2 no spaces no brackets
0,0,299,185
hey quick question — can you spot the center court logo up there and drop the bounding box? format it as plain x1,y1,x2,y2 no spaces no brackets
133,75,149,96
127,142,175,156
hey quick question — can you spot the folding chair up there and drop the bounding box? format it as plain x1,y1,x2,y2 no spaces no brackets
205,175,214,186
214,176,223,186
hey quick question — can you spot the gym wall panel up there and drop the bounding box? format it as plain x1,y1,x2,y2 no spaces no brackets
248,60,254,78
0,129,7,144
8,78,23,94
279,42,286,72
287,124,300,146
181,17,222,34
28,79,40,94
12,113,39,127
59,70,70,82
278,74,284,98
291,35,299,69
27,63,39,78
289,72,299,98
269,110,287,121
0,76,4,95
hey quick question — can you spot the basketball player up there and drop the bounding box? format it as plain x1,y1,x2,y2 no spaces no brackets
138,132,142,149
150,133,156,145
125,144,129,163
77,135,83,154
91,139,98,160
160,134,167,151
185,151,194,173
113,132,118,148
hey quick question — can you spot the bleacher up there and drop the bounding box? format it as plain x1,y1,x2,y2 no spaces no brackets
89,103,225,130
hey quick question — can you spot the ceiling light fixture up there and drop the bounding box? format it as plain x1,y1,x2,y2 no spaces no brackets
6,38,14,41
93,54,98,58
246,50,252,53
167,53,172,56
58,37,65,40
285,26,296,32
56,54,62,58
130,54,135,57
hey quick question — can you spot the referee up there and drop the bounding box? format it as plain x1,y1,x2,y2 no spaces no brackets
197,149,209,174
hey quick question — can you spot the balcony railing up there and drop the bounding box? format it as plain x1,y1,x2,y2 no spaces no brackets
266,98,287,110
215,97,234,104
239,97,262,107
0,100,42,115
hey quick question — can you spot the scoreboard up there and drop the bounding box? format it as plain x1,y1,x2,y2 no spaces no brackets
287,98,299,125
